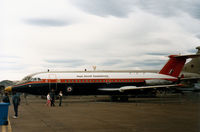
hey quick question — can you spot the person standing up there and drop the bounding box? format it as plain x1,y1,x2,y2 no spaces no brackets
12,91,20,118
2,92,10,104
59,91,63,106
50,89,55,107
46,93,51,107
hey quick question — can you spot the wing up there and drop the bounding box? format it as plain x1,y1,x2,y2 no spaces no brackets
98,84,183,92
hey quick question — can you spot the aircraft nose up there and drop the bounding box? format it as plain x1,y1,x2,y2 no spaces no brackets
5,86,12,92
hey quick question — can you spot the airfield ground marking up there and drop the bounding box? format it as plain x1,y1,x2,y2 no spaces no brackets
1,117,12,132
7,118,12,132
2,125,6,132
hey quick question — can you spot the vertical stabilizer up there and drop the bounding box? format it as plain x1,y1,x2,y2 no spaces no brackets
159,55,186,77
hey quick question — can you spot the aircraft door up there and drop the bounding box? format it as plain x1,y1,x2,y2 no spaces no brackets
48,74,58,92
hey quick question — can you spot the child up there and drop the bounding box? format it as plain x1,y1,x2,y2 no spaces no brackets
46,93,51,107
59,91,63,106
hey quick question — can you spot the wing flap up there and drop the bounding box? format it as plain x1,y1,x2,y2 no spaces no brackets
119,84,182,92
98,88,119,91
98,84,183,92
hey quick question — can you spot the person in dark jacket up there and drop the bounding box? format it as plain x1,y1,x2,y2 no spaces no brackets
50,89,55,107
2,92,10,104
12,91,20,118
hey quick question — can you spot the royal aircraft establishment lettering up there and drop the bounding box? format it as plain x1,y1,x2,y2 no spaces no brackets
76,75,109,78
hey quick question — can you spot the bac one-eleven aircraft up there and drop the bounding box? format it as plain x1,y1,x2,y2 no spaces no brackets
5,54,200,101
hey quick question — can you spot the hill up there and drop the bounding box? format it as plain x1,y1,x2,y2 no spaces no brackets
0,80,15,91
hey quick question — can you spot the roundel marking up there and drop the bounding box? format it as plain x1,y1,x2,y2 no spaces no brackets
67,87,73,92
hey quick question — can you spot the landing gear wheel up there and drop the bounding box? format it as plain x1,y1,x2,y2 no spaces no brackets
110,96,118,102
120,96,128,102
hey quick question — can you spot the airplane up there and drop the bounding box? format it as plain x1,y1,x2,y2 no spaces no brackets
5,53,200,101
181,46,200,78
175,46,200,92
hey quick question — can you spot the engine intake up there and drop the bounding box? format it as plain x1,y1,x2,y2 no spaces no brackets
145,79,173,85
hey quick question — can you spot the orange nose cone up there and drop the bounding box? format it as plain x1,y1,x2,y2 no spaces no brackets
5,86,12,92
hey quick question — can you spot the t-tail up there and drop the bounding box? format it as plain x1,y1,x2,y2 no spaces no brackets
182,46,200,74
159,53,200,78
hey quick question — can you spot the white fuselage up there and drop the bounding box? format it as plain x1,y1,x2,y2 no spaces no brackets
32,72,177,81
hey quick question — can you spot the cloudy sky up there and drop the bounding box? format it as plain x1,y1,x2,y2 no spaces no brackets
0,0,200,81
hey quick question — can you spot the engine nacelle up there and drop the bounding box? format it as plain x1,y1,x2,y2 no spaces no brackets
145,79,173,86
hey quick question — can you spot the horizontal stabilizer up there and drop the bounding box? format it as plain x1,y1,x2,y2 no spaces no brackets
173,53,200,59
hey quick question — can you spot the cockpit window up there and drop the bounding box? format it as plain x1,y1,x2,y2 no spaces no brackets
30,78,41,82
22,76,31,81
16,76,32,85
17,73,42,85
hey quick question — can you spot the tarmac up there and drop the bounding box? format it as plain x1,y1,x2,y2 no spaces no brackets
1,93,200,132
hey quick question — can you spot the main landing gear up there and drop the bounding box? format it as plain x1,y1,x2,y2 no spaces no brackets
110,95,129,102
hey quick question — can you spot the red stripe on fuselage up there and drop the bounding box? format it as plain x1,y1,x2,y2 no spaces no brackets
13,78,177,87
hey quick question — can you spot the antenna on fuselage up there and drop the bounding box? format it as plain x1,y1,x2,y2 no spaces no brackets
93,65,96,71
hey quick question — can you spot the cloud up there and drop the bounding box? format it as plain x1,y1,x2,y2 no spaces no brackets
69,0,200,39
179,0,200,19
187,47,200,54
101,59,123,66
70,0,136,17
146,52,170,56
70,0,200,20
25,18,71,27
0,55,21,59
196,33,200,39
127,59,166,69
0,0,200,81
45,59,86,67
